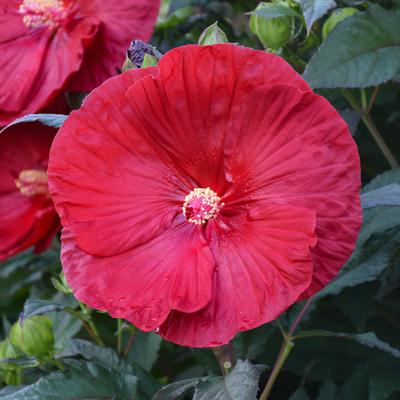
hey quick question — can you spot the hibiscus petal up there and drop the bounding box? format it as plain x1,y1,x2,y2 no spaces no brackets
67,0,161,91
223,84,362,298
0,122,58,259
0,193,57,260
159,204,316,347
48,69,192,258
125,44,311,193
0,7,98,125
61,220,215,330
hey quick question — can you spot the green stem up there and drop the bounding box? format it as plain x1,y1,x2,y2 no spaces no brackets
361,114,399,168
367,86,380,114
341,89,399,169
259,340,294,400
212,344,235,376
259,298,314,400
123,327,137,358
78,303,104,347
360,89,368,111
117,319,123,355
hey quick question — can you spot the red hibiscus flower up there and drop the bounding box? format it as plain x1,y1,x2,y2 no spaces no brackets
48,44,362,347
0,122,60,261
0,0,160,126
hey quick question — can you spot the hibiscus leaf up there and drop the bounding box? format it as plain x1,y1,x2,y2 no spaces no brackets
20,299,67,322
294,331,400,358
295,0,336,32
303,4,400,88
127,331,162,372
289,388,310,400
0,114,67,133
368,365,400,400
153,378,200,400
361,184,400,209
193,360,265,400
316,228,400,298
0,359,137,400
316,378,338,400
339,109,362,136
57,339,160,400
315,169,400,298
58,339,128,372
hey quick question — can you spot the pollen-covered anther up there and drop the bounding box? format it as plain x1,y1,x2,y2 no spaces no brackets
15,169,49,197
182,187,224,225
19,0,66,29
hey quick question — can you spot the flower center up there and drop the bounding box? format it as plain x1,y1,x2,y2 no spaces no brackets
19,0,66,29
15,169,49,197
182,187,223,225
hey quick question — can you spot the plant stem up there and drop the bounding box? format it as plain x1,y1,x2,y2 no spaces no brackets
360,89,368,110
259,340,294,400
212,343,235,375
78,303,104,347
123,327,137,358
367,86,380,114
117,319,123,355
361,114,399,168
341,89,399,169
259,298,314,400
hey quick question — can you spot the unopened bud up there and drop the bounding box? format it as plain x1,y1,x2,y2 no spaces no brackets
10,316,55,358
123,40,161,71
198,22,229,45
250,2,294,50
0,339,22,385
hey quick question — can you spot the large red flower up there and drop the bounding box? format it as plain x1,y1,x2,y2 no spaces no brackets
0,122,60,261
48,44,362,347
0,0,160,126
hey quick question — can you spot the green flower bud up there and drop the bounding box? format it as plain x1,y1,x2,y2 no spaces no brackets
250,2,294,50
10,316,55,358
198,22,229,46
0,339,22,386
0,339,19,371
322,7,358,39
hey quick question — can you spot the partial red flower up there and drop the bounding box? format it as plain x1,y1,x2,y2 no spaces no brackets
0,0,160,126
0,122,60,261
48,44,362,347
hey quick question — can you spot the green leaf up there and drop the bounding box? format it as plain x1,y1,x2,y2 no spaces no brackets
198,22,229,45
361,184,400,209
0,114,67,133
249,4,300,18
153,378,200,400
295,0,336,32
294,331,400,358
0,248,59,305
315,169,400,298
303,4,400,88
127,331,162,372
316,229,400,298
58,339,127,372
337,366,369,400
0,359,137,400
289,388,310,400
339,109,362,136
21,300,66,322
368,365,400,400
193,360,265,400
57,339,160,399
316,378,338,400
